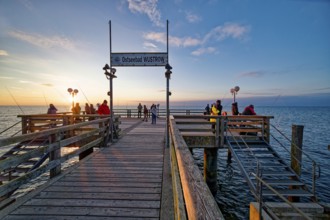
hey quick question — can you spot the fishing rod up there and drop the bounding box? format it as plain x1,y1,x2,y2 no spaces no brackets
42,91,48,108
6,87,25,114
79,85,90,104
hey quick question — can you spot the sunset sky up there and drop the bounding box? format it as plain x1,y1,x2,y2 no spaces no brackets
0,0,329,108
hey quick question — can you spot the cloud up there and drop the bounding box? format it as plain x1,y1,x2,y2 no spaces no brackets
191,47,217,56
0,50,9,56
143,22,249,55
127,0,163,27
143,42,158,51
313,87,330,91
8,30,76,51
143,32,201,47
41,83,54,87
0,76,14,80
203,23,250,43
19,0,34,11
19,80,34,84
238,71,265,78
185,11,201,23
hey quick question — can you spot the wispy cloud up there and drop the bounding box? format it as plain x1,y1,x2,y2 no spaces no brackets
143,32,201,47
143,22,249,55
238,71,265,78
203,23,250,43
0,76,14,80
191,47,217,56
143,42,158,51
19,0,34,11
8,30,76,51
313,87,330,91
0,50,9,56
185,11,201,23
41,83,54,87
127,0,163,27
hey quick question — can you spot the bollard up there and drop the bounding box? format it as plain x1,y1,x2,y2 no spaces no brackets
289,124,304,202
204,148,218,194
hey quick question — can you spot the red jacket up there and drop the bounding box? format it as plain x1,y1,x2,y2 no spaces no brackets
98,104,110,115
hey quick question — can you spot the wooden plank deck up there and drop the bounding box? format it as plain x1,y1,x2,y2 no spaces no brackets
1,119,169,220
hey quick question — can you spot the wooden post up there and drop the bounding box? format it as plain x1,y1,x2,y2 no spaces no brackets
21,116,28,134
227,149,232,163
49,133,61,178
289,124,304,202
204,148,218,194
264,117,271,143
291,124,303,175
204,117,219,194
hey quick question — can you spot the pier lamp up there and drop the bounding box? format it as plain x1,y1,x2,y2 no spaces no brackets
165,63,172,148
230,86,240,103
103,64,117,142
67,88,79,109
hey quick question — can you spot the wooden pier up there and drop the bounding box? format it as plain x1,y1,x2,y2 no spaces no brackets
1,119,171,219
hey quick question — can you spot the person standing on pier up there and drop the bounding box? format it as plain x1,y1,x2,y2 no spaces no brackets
204,104,210,115
85,103,91,115
242,104,256,115
216,100,223,115
137,103,142,118
47,104,57,114
47,104,57,127
210,103,218,132
151,104,157,124
210,100,223,132
231,102,239,115
143,105,148,122
98,100,110,115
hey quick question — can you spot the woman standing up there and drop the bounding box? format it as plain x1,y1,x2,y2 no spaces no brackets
143,105,148,122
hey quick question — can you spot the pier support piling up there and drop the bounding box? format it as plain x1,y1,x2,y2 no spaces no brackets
289,124,304,202
204,148,218,194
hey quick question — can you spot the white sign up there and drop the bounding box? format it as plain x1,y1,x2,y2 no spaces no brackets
111,53,168,66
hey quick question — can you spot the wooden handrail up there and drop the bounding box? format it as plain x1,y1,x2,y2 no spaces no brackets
169,117,225,219
0,116,116,199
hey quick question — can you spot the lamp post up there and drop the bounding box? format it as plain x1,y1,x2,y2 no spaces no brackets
165,63,172,148
67,88,79,110
230,86,240,103
103,64,117,142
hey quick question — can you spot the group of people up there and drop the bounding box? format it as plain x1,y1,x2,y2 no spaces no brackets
204,101,256,117
204,100,257,133
74,100,110,116
138,103,159,124
47,99,111,117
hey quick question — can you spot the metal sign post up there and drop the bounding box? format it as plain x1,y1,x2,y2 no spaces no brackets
107,20,170,146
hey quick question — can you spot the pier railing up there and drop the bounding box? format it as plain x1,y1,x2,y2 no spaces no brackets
113,108,204,118
169,115,225,219
0,116,115,206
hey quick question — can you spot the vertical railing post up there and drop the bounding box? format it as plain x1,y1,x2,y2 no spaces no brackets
220,117,225,147
312,162,316,196
49,132,61,178
264,117,270,143
21,116,28,134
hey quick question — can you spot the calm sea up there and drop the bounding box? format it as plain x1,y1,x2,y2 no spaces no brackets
0,105,329,219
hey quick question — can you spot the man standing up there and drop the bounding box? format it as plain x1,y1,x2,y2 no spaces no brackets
137,103,142,118
98,100,110,115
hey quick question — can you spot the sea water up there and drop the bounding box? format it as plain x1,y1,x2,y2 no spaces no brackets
0,105,329,219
